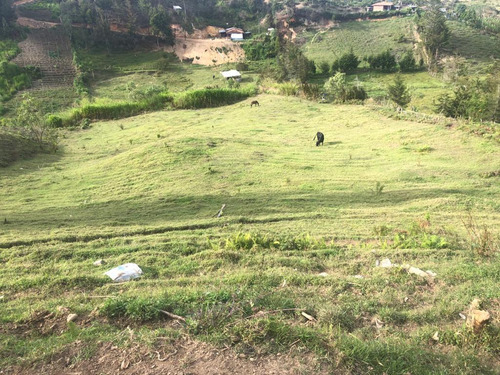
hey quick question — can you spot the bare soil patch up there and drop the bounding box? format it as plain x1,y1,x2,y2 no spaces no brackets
165,38,245,66
5,337,327,375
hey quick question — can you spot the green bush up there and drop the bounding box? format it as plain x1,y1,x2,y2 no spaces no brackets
398,50,417,72
63,93,173,126
46,114,63,128
277,82,300,96
0,61,38,101
235,62,249,71
242,35,278,61
331,49,360,74
173,87,256,109
367,50,397,72
316,61,330,75
345,85,368,101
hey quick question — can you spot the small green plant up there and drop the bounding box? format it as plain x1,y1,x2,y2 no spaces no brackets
373,181,385,195
80,118,90,129
391,216,450,249
373,225,391,237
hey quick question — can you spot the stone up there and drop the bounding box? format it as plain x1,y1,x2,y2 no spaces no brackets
467,309,491,332
120,359,130,369
93,259,106,266
378,258,392,268
67,313,78,323
407,266,429,278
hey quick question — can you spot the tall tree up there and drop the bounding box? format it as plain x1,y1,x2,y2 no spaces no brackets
276,38,312,83
150,8,175,47
418,0,450,66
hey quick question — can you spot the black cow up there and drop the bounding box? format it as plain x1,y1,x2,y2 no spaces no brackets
313,132,324,146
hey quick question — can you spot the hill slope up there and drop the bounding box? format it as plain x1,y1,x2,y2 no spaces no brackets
1,95,499,374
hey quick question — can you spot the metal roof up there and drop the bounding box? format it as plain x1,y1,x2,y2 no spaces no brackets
220,70,241,78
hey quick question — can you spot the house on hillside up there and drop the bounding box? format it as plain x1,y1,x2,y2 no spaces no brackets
221,70,241,81
218,27,250,39
367,1,394,12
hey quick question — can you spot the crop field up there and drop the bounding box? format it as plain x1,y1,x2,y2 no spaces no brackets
302,17,416,65
1,94,499,374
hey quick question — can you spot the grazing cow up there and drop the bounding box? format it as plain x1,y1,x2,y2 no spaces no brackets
313,132,324,146
250,100,260,107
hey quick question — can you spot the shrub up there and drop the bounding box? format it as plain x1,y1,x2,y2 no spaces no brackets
130,85,166,101
317,61,330,75
277,82,300,96
398,50,417,72
173,87,256,109
435,83,490,121
46,114,63,128
301,82,321,100
345,85,367,101
331,49,360,74
367,50,397,72
235,62,249,71
324,72,368,103
63,93,173,126
388,75,411,108
0,61,39,101
242,35,278,61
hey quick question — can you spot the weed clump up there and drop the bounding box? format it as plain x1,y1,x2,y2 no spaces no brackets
224,232,325,251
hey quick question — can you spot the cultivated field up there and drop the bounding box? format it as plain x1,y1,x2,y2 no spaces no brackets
1,95,499,374
11,26,76,89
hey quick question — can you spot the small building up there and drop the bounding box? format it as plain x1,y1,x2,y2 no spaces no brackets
173,5,182,12
221,70,241,81
231,33,244,41
369,1,394,11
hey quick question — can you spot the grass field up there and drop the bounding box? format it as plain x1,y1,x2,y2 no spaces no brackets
446,21,500,67
78,48,258,103
1,94,499,374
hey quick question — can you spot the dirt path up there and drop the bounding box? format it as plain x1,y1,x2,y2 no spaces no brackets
5,335,326,375
16,16,59,29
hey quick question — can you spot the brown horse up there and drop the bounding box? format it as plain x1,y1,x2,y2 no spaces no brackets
250,100,260,107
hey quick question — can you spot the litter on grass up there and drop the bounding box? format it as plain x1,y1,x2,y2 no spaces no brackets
376,258,436,278
105,263,143,282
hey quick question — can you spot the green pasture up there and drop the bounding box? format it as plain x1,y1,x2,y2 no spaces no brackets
79,48,258,102
302,17,416,65
1,94,499,373
310,71,448,112
446,21,500,68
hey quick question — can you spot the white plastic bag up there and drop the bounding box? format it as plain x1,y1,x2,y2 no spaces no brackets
105,263,143,282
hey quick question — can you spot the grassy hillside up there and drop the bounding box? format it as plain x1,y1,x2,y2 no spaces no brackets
302,17,416,65
0,131,40,167
1,95,499,374
446,21,500,65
